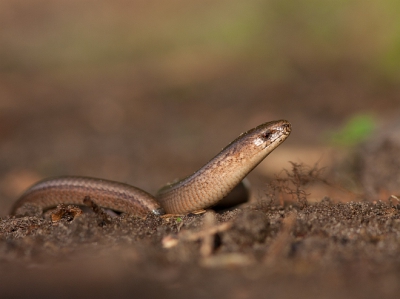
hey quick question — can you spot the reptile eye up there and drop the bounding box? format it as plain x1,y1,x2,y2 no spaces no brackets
263,131,272,139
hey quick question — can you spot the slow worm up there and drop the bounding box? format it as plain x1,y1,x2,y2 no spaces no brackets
11,120,291,217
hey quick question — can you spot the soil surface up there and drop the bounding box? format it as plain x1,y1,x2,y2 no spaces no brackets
2,158,400,299
2,195,400,299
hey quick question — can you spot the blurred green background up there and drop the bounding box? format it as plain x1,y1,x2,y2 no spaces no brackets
0,0,399,214
2,0,400,81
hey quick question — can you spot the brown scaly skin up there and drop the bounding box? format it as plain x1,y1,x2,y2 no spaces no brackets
11,120,291,217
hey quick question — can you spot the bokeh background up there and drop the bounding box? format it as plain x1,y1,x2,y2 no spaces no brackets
1,0,399,216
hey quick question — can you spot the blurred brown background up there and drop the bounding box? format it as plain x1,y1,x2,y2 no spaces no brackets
0,0,399,216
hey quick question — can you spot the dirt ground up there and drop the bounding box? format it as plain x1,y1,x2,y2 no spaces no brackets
1,105,400,299
1,189,400,299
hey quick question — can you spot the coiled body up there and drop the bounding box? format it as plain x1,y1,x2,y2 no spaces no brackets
11,120,291,217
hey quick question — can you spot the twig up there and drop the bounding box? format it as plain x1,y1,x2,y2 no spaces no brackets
264,211,297,265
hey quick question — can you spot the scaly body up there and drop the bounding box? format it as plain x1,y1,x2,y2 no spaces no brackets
11,120,291,217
